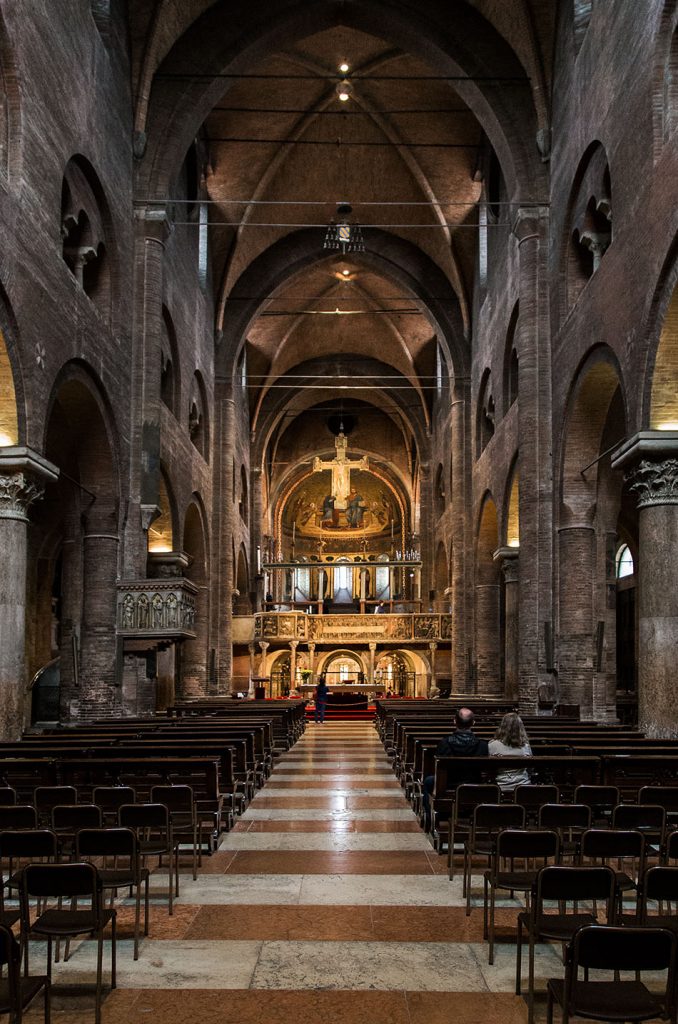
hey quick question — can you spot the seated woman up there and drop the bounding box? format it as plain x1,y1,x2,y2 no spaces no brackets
488,712,532,792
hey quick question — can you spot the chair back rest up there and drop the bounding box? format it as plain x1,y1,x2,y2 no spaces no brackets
93,786,136,812
0,805,37,830
150,785,194,814
23,861,100,900
536,864,616,905
34,786,77,811
665,829,678,861
454,784,500,821
581,828,645,860
538,803,591,830
77,826,137,860
52,804,103,830
472,803,525,833
613,803,666,833
497,828,559,860
643,865,678,904
574,785,619,812
573,923,675,974
514,784,559,807
0,828,57,859
640,786,678,811
118,802,170,830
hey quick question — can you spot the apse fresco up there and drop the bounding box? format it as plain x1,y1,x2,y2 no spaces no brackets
286,470,399,537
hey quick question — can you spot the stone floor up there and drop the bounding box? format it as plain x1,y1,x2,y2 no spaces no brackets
22,721,557,1022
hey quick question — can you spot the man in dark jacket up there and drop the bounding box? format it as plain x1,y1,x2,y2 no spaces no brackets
422,708,488,830
435,708,488,757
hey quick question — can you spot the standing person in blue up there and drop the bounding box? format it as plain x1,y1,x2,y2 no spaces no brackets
314,675,329,723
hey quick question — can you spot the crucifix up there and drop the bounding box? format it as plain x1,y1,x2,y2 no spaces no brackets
312,430,368,510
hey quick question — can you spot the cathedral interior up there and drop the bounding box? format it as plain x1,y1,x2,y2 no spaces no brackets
0,1,677,1018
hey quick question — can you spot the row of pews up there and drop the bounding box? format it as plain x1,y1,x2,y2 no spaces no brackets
0,698,307,847
376,698,678,847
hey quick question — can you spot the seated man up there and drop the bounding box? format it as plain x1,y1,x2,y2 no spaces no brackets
422,708,489,830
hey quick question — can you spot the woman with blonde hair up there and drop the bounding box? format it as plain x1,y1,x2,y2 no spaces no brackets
488,712,532,791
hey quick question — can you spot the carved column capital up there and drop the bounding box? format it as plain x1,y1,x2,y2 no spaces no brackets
289,640,299,651
611,432,678,509
0,473,44,522
368,641,377,652
493,545,520,583
626,459,678,508
0,447,59,522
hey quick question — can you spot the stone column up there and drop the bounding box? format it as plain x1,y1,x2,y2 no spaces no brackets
79,513,121,713
494,547,519,702
258,641,269,682
418,461,433,597
450,378,471,686
248,643,256,696
368,642,376,685
289,640,298,693
124,207,171,577
212,381,236,691
557,518,595,717
0,448,58,738
475,563,502,694
513,207,553,713
612,433,678,736
308,642,316,684
428,641,438,689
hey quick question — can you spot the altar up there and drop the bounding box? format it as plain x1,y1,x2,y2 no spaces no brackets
298,683,382,695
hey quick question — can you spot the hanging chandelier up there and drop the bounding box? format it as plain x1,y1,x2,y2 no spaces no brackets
323,202,365,254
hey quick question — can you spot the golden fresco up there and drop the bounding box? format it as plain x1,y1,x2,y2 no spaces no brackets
285,470,399,537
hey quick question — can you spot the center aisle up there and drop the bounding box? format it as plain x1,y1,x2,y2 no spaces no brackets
176,720,527,1023
44,721,529,1023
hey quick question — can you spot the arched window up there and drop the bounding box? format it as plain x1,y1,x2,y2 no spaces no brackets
239,466,248,525
61,157,112,320
565,143,612,313
615,543,634,579
188,372,209,460
160,307,180,416
476,369,495,457
503,302,520,413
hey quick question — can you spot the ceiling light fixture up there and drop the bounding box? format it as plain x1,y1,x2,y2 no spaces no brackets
336,79,352,102
324,203,365,254
338,62,350,74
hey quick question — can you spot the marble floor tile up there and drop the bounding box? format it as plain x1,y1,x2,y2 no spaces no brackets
93,989,412,1024
234,818,421,833
219,833,430,852
242,808,417,821
405,991,528,1024
48,939,263,989
250,939,487,991
178,904,522,944
297,874,467,906
224,851,436,874
170,873,304,904
184,904,377,941
261,785,402,794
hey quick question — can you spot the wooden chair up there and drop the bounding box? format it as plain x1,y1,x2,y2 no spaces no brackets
546,925,677,1024
20,862,116,1024
0,922,50,1023
516,865,617,1024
